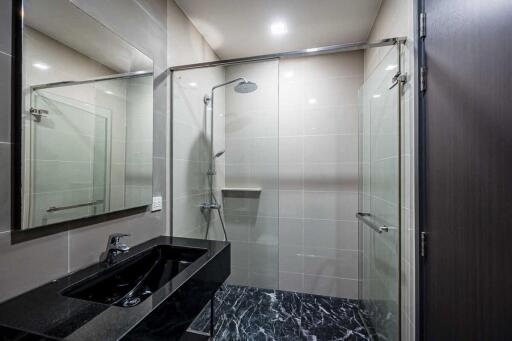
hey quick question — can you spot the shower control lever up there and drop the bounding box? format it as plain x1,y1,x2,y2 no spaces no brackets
200,202,221,211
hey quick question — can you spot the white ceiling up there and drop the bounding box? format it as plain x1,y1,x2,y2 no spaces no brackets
174,0,382,59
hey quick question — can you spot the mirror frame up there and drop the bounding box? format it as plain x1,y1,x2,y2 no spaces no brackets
11,0,154,243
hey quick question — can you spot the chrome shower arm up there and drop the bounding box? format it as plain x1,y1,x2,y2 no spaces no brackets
211,77,247,92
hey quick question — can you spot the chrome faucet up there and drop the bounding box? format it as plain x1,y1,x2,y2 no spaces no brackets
100,233,131,265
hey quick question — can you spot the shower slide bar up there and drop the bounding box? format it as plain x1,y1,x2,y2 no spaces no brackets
47,200,103,213
356,212,390,233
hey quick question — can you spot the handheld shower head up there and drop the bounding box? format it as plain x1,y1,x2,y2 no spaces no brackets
234,80,258,93
214,150,225,158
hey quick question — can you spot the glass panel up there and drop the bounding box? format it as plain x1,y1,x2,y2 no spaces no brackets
29,91,110,226
91,114,108,215
172,60,280,289
96,77,154,208
224,60,279,289
172,66,226,241
358,44,401,340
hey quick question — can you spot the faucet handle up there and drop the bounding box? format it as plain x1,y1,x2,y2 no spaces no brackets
108,233,130,245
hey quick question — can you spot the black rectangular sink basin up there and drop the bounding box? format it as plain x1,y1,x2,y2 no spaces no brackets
0,237,230,341
62,245,207,307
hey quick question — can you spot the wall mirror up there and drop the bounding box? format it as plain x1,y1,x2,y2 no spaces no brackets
19,0,154,230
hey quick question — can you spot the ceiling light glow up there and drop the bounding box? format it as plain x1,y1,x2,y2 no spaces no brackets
306,47,320,53
33,62,50,70
270,21,288,35
373,94,382,98
308,98,317,104
105,90,114,95
189,82,197,87
385,65,398,71
284,71,294,78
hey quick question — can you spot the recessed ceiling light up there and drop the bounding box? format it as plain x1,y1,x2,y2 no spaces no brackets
270,21,288,35
33,62,50,70
373,94,381,98
385,65,398,71
105,90,114,95
189,82,197,87
308,98,317,104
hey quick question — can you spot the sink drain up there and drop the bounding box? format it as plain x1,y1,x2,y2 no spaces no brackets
122,297,141,307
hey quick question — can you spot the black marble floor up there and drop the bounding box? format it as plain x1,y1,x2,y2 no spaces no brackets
189,285,373,341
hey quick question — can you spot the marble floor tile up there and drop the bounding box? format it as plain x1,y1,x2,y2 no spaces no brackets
189,285,372,341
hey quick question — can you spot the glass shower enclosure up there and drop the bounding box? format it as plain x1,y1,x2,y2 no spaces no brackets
171,39,405,340
358,43,403,340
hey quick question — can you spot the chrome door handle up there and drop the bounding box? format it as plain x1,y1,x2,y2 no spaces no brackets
356,212,390,233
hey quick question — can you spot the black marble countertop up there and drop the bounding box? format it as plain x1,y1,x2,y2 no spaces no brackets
0,236,230,341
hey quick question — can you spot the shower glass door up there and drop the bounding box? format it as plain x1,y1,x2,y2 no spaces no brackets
28,90,109,227
358,44,401,340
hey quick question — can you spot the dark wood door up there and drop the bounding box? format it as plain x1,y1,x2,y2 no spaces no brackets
421,0,512,340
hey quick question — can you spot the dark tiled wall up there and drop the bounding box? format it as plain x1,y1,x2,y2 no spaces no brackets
0,0,168,302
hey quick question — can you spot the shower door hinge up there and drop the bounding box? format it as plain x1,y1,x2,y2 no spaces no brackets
420,67,428,92
389,72,408,90
419,12,427,38
420,231,427,258
30,107,49,122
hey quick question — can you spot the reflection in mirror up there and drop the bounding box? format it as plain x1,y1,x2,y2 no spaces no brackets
21,0,154,229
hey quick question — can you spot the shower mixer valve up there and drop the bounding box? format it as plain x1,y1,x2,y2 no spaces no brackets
200,202,221,211
199,78,255,242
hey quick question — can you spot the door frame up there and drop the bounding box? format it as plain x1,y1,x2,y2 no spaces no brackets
415,0,425,340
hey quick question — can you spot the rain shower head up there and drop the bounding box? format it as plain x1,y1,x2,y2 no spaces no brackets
234,80,258,94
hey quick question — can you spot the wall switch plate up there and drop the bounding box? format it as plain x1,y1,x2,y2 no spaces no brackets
152,196,162,212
